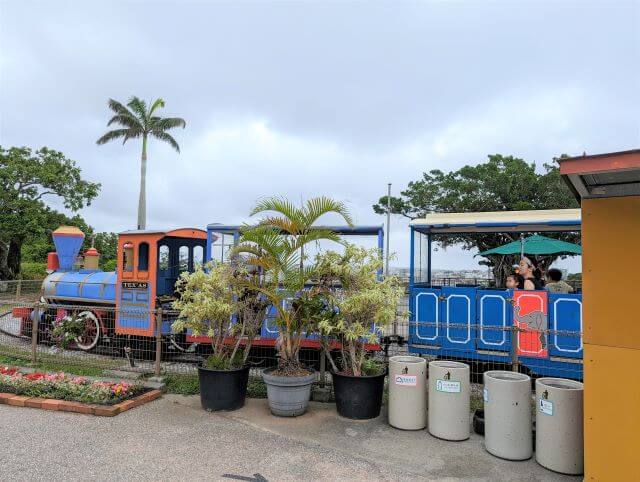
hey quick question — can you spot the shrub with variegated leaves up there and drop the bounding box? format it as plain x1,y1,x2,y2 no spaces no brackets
315,244,404,376
172,261,269,369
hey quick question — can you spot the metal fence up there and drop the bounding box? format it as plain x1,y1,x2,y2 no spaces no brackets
0,279,44,303
0,297,582,387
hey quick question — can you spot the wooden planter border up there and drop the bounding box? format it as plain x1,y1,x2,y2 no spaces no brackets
0,389,162,416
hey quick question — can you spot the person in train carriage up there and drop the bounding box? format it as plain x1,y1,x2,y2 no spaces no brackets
506,272,524,289
518,256,545,290
545,268,574,294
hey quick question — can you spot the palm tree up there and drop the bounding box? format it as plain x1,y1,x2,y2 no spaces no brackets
231,196,353,370
96,97,186,230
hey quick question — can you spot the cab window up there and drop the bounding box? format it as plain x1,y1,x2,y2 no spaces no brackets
179,246,189,272
193,245,203,268
158,245,169,272
138,242,149,271
123,242,134,272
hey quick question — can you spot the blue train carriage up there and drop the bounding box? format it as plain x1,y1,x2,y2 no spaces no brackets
187,223,386,348
407,209,583,379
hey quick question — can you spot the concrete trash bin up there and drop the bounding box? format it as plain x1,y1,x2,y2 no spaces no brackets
428,360,470,441
483,371,532,460
388,355,427,430
535,378,584,475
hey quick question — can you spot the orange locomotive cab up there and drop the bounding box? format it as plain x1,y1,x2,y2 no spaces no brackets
115,228,207,337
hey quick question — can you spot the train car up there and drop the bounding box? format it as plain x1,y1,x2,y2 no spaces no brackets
187,223,386,350
407,209,584,379
15,225,207,351
14,223,385,354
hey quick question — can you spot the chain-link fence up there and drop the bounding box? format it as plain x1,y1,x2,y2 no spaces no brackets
0,296,582,390
0,279,44,304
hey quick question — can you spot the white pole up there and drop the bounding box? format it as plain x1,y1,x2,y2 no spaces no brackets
385,183,391,276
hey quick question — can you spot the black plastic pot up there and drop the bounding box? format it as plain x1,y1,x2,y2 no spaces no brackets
198,365,249,411
473,409,485,435
332,371,386,420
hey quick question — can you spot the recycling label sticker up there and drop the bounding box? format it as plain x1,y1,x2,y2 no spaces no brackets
483,387,489,403
394,375,417,386
436,379,461,393
539,398,553,416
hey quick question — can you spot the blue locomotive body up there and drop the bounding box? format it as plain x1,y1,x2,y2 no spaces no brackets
42,270,117,305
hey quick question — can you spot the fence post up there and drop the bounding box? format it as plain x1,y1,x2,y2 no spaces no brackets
510,324,519,372
154,308,163,377
15,279,22,300
31,302,41,364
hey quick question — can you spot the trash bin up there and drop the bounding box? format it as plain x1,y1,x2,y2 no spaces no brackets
388,355,427,430
483,370,532,460
535,377,584,475
428,360,470,441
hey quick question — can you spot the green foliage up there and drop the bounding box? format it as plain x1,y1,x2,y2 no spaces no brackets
172,261,269,369
164,373,268,398
360,358,384,376
373,154,579,285
315,245,404,376
203,351,244,370
97,97,186,152
97,96,186,230
0,146,100,280
93,232,118,270
19,262,47,280
231,196,353,372
50,313,86,349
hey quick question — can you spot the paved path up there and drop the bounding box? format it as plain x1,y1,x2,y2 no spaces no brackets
0,395,579,481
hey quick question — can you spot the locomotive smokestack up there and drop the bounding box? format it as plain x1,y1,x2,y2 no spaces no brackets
52,226,85,271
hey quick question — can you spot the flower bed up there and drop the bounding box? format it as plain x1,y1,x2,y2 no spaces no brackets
0,366,144,406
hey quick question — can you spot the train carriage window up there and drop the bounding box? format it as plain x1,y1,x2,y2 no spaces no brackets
193,245,203,268
159,245,169,271
123,242,134,272
138,242,149,271
179,246,189,272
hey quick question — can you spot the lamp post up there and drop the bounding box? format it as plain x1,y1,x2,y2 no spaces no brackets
385,183,391,276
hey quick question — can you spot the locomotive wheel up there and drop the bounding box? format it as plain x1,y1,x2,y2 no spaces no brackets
74,311,101,351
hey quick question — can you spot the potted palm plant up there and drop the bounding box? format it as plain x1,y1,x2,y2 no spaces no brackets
172,261,269,411
232,196,353,417
315,244,404,420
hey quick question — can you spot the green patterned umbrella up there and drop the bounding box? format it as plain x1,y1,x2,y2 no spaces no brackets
478,234,581,257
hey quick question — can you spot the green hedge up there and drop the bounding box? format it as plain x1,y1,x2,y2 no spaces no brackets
20,262,47,280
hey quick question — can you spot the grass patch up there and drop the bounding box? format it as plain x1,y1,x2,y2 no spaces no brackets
163,373,269,398
0,353,107,377
164,373,199,395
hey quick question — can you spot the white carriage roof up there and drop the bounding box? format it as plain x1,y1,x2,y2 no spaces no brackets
410,209,581,234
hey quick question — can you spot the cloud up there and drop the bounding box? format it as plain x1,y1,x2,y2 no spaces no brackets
1,0,637,274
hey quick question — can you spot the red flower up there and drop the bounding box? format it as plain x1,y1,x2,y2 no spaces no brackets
0,366,18,376
24,372,45,381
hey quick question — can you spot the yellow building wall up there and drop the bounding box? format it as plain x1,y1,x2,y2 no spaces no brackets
583,196,640,480
582,196,640,350
584,344,640,480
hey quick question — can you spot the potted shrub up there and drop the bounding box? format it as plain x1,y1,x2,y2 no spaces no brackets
232,195,353,417
172,261,269,411
315,244,404,420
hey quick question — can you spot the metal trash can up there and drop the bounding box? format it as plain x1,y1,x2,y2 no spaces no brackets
388,355,427,430
483,370,532,460
428,360,470,441
535,378,584,475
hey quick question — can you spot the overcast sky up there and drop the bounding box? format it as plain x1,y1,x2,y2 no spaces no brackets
1,1,638,270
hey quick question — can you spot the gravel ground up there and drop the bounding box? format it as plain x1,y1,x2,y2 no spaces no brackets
0,395,579,481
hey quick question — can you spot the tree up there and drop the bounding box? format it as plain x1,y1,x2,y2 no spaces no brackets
373,155,579,285
96,97,186,230
0,146,100,280
231,196,353,372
